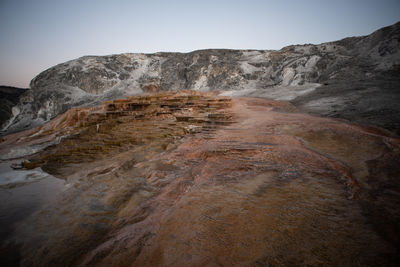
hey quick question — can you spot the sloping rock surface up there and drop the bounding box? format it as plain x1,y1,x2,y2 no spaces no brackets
0,91,399,266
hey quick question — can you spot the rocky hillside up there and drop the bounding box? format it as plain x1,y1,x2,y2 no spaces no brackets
0,86,28,129
2,22,400,134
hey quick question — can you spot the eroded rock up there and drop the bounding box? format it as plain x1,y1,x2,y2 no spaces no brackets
3,22,400,134
0,92,399,266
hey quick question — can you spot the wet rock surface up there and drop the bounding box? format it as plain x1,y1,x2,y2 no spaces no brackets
0,91,399,266
3,22,400,135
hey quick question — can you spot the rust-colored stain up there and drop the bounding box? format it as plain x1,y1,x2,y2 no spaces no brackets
1,91,399,266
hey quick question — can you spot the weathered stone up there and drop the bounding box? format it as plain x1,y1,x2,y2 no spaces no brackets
0,86,27,129
3,22,400,135
1,92,399,266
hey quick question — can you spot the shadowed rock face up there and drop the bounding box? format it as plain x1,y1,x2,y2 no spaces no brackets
0,91,399,266
3,22,400,134
0,86,28,129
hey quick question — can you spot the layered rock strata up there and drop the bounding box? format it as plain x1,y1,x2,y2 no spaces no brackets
0,91,399,266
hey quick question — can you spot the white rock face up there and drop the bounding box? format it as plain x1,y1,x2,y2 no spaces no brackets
281,68,296,86
2,106,21,131
3,22,400,134
193,74,209,91
11,106,20,117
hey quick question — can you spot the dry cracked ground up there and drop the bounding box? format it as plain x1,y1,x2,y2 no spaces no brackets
0,91,399,266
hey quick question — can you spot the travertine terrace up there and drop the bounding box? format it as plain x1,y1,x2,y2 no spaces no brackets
1,91,399,266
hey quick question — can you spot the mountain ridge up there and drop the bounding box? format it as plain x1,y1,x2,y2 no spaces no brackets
2,21,400,135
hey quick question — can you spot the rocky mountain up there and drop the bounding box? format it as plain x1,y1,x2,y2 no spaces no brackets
0,86,28,129
2,22,400,134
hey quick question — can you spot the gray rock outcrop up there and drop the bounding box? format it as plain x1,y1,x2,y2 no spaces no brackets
0,86,28,130
2,22,400,134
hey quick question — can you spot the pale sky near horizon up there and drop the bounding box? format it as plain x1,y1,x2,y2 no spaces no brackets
0,0,399,88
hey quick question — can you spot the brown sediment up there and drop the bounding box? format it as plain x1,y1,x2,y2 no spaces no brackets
1,91,399,266
3,90,232,176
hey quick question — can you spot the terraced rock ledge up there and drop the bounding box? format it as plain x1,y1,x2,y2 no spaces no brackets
2,91,232,175
0,91,399,266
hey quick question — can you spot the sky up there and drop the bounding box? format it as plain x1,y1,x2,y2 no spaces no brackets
0,0,399,88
